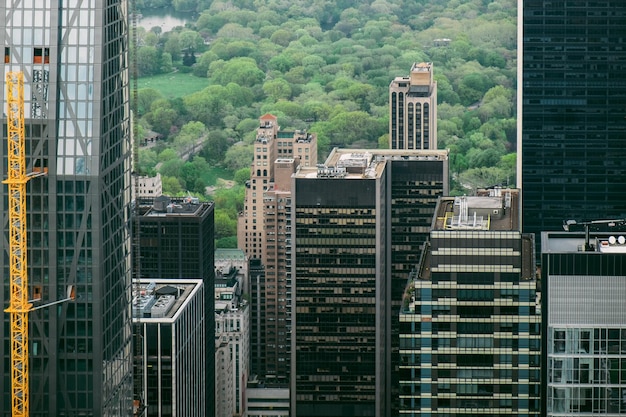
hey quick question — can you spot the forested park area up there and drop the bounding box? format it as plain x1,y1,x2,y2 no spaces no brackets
131,0,518,247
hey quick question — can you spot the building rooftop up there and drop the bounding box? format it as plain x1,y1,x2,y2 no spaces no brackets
542,231,626,254
132,278,203,321
138,196,213,217
294,148,448,180
433,188,519,232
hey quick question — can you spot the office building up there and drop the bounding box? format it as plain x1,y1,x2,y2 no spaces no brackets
1,1,133,414
135,197,215,417
133,279,205,417
389,62,437,150
246,387,290,417
399,189,541,416
291,148,448,417
239,114,317,385
214,262,249,417
541,231,626,415
520,1,626,254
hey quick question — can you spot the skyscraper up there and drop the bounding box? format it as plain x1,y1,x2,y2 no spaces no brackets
399,189,541,416
389,62,438,150
133,278,206,417
1,1,133,415
238,114,317,385
291,148,448,417
135,197,215,417
520,1,626,254
541,231,626,415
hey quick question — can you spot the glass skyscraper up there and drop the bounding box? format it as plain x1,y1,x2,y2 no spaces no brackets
291,149,448,417
520,1,626,255
399,190,541,416
1,1,133,415
542,231,626,415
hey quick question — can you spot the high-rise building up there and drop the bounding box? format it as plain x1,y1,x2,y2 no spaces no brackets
1,1,133,415
399,189,541,416
135,197,215,417
214,262,249,417
291,148,448,417
238,114,317,385
520,1,626,255
541,231,626,415
389,62,437,150
133,278,206,417
238,114,317,259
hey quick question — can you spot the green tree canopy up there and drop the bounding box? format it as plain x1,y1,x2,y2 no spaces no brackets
208,57,265,87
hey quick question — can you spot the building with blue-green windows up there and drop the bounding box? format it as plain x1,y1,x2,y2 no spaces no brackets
399,189,541,416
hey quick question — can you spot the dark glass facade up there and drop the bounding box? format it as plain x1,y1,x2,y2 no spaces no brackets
291,150,449,417
388,159,449,416
1,1,133,415
293,177,386,417
135,199,215,417
521,1,626,255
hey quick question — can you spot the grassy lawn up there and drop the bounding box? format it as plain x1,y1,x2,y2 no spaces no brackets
136,71,208,99
202,166,234,186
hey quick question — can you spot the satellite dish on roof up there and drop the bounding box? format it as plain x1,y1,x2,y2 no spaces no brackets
609,236,616,244
619,236,626,245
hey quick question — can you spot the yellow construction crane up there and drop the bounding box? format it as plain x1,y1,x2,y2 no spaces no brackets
4,71,31,417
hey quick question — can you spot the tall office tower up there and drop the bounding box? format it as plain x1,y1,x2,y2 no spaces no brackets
135,197,215,417
133,279,205,417
1,1,133,415
291,148,448,417
520,1,626,255
239,114,317,385
389,62,438,150
541,231,626,415
399,189,541,416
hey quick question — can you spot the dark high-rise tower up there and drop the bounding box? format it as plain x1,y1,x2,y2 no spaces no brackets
520,1,626,255
291,148,448,417
1,1,133,415
135,197,215,417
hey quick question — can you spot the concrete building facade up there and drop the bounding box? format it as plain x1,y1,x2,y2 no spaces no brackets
389,62,438,151
238,114,317,385
214,263,250,417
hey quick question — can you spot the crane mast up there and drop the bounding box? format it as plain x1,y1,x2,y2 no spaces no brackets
4,71,31,417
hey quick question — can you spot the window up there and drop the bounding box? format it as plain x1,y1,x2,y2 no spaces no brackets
34,47,50,64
